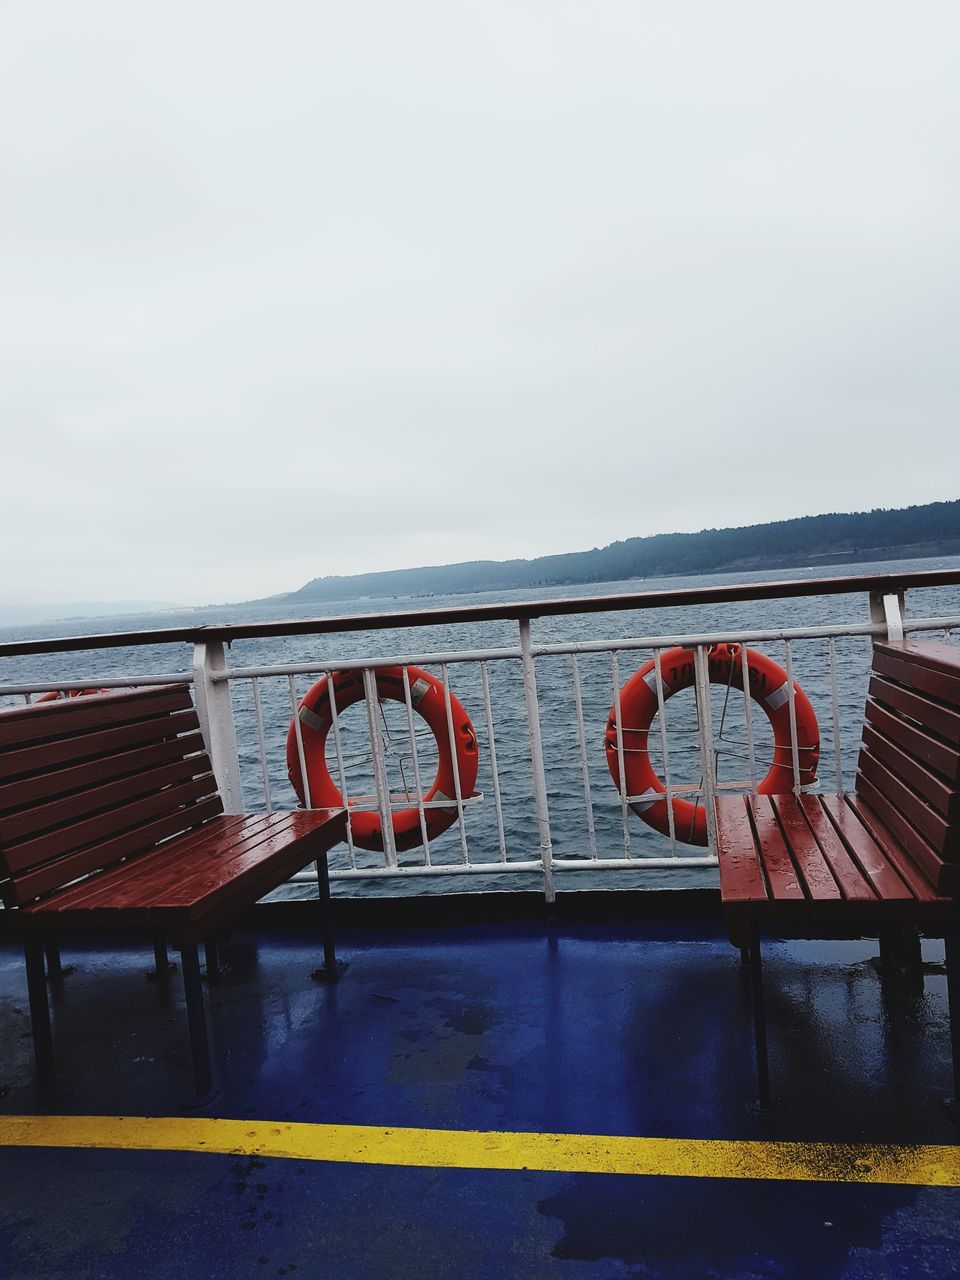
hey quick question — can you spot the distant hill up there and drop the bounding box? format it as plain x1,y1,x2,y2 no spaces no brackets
289,500,960,603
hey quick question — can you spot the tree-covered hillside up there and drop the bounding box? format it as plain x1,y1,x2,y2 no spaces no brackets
289,500,960,603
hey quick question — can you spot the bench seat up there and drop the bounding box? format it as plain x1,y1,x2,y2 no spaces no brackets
0,684,346,1100
23,810,344,946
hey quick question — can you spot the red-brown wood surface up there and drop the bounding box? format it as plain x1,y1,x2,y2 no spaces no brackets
5,797,224,905
0,708,201,783
872,648,960,710
715,796,768,904
748,797,803,899
868,675,960,747
796,795,883,902
875,639,960,680
818,795,913,901
853,774,960,895
769,796,842,901
25,810,347,944
860,724,960,819
0,757,215,846
864,696,960,782
857,750,960,857
0,686,192,748
0,731,208,813
844,795,945,902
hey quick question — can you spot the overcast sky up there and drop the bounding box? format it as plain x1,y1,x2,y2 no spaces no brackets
1,1,958,606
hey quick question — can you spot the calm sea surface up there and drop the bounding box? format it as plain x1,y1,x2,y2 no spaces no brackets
3,556,960,897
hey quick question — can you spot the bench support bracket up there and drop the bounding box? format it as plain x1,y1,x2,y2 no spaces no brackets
25,937,56,1104
179,943,214,1099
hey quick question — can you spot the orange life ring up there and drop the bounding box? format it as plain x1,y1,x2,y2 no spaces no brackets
286,665,479,853
35,688,105,702
605,643,820,846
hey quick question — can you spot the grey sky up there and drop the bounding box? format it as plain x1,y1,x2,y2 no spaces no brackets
2,1,958,606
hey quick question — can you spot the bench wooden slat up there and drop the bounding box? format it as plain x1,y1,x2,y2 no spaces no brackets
47,813,283,911
854,773,960,894
769,796,843,901
861,724,960,819
864,696,960,782
6,797,225,906
818,795,913,901
858,749,960,857
797,796,882,902
0,755,214,845
0,709,202,783
715,796,768,904
844,795,946,904
0,686,193,748
872,648,960,710
749,797,804,899
868,675,960,747
0,731,209,814
1,773,220,874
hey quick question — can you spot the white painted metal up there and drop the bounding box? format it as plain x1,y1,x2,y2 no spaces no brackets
287,674,313,811
401,665,432,862
610,651,632,858
250,676,273,812
883,593,905,643
362,668,398,868
479,662,508,862
652,648,678,856
692,645,719,855
192,641,243,814
783,641,803,794
441,663,469,864
569,654,598,861
738,642,758,794
322,670,358,867
828,638,843,794
519,618,555,902
289,853,719,883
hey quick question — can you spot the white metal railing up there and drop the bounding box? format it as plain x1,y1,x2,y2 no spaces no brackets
2,583,959,902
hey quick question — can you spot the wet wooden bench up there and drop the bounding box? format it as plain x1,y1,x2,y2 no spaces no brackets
714,639,960,1114
0,684,346,1100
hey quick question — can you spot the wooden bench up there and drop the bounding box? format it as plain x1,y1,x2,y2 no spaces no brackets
0,684,347,1101
715,639,960,1114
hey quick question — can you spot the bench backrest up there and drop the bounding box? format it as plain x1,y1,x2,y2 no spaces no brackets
856,640,960,893
0,685,222,908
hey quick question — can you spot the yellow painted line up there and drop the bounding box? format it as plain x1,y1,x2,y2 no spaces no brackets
0,1115,958,1186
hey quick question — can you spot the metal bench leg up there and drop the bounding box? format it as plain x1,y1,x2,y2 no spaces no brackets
25,937,56,1104
147,935,177,981
204,936,222,983
179,943,214,1100
944,922,960,1116
44,938,73,984
311,852,346,982
746,927,781,1118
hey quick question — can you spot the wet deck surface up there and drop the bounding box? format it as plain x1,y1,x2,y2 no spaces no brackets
1,912,959,1278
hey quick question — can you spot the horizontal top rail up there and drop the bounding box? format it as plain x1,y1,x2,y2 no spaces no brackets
2,568,959,658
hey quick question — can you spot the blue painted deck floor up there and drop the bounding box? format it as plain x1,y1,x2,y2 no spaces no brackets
1,914,959,1279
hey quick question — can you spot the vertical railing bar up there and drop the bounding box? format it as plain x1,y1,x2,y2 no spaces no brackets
362,668,397,868
401,665,432,864
441,663,469,864
287,674,312,811
569,654,598,861
738,643,758,794
610,651,632,858
519,618,555,902
479,661,508,863
693,645,719,856
250,676,273,813
783,640,802,794
325,673,357,868
828,638,843,794
652,648,677,856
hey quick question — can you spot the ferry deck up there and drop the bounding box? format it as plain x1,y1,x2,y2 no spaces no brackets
2,569,960,1278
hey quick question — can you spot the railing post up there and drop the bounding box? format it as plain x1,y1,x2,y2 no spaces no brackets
870,589,905,643
519,618,555,903
192,641,243,814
